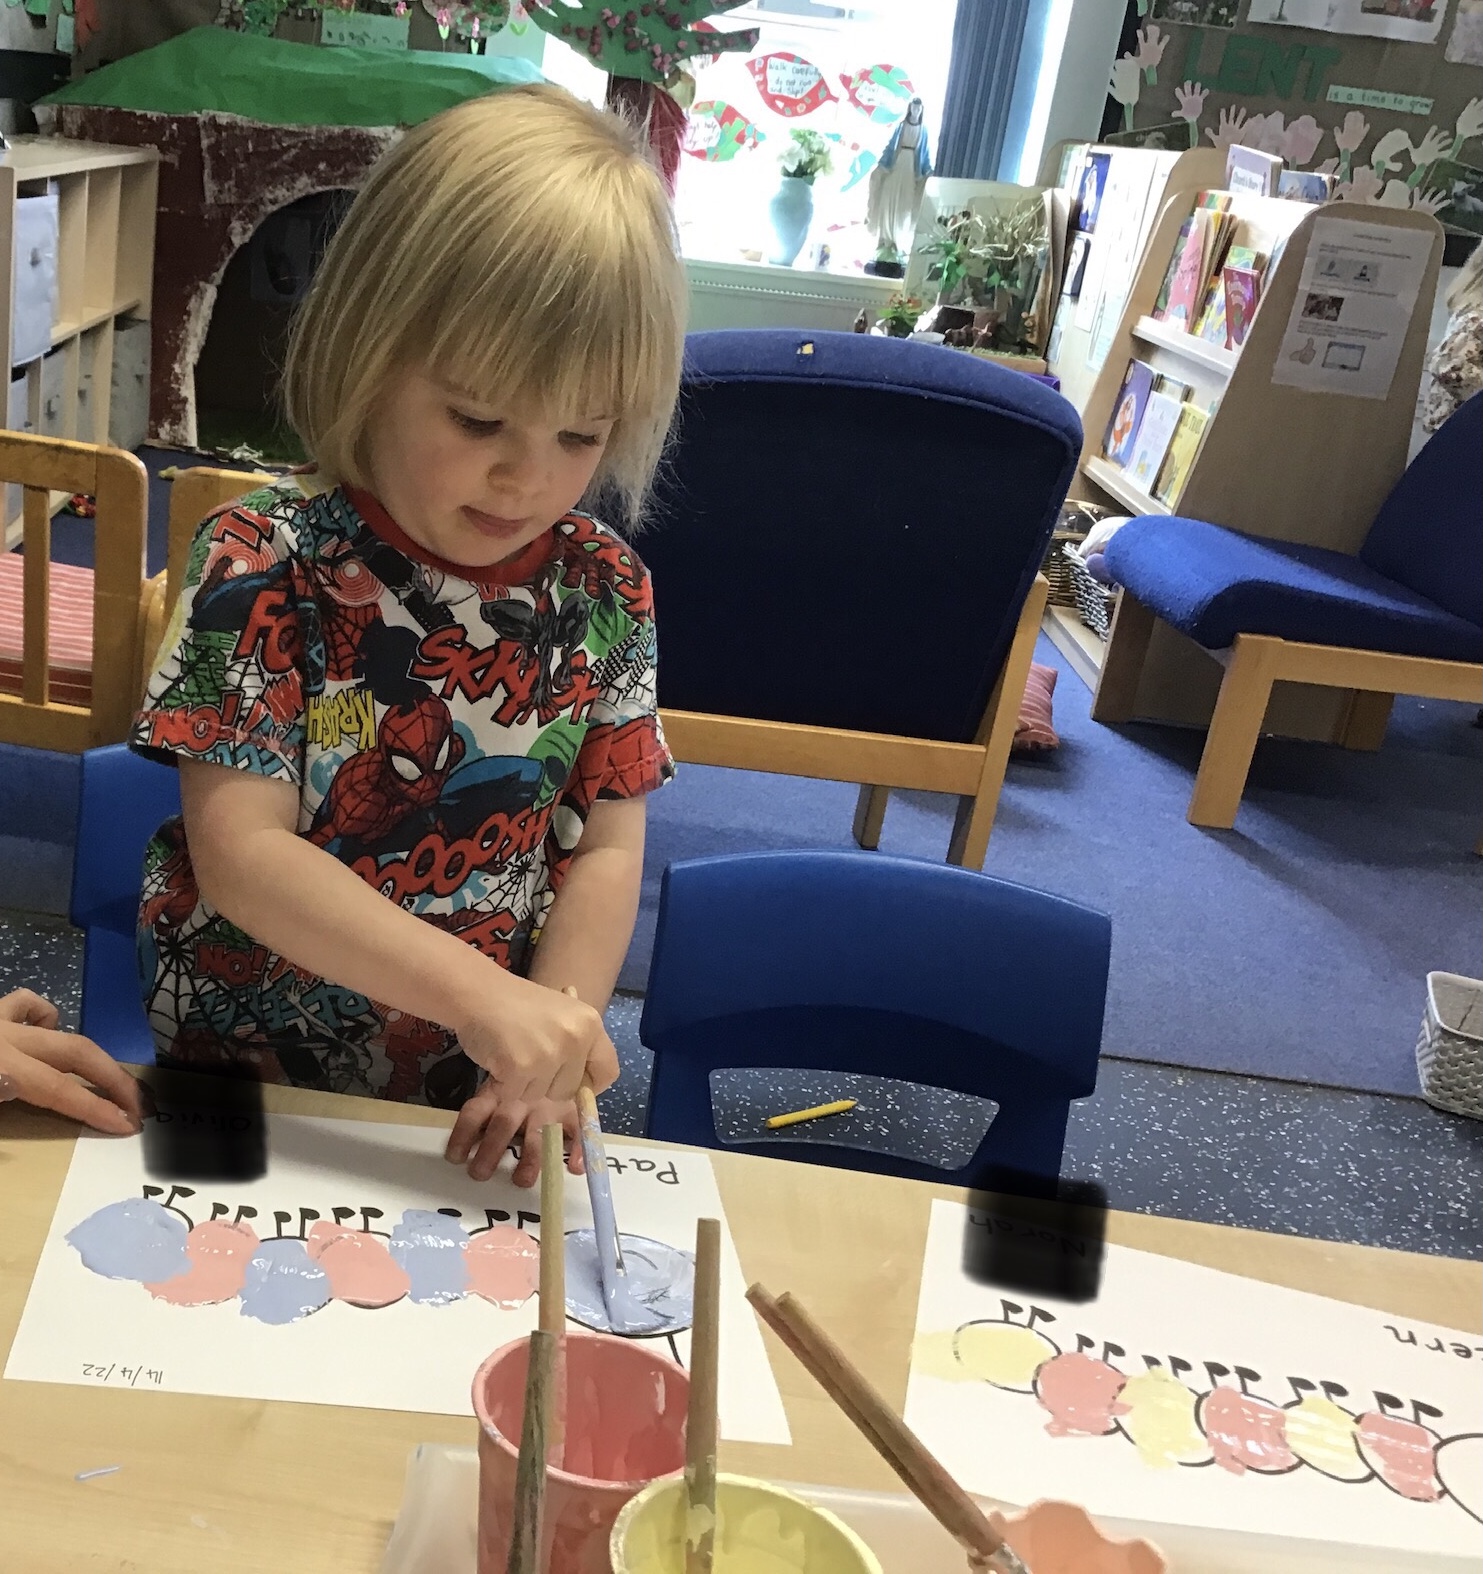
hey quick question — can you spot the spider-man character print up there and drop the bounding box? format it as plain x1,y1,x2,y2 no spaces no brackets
132,475,673,1102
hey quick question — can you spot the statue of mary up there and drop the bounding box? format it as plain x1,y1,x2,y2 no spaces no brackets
865,98,932,275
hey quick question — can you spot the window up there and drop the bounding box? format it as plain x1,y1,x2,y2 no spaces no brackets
674,0,960,271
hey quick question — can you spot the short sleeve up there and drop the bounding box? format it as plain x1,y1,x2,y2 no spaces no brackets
131,499,311,785
588,615,675,801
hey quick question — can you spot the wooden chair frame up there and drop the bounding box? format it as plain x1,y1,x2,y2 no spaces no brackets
167,467,1049,870
1093,589,1483,830
0,432,148,753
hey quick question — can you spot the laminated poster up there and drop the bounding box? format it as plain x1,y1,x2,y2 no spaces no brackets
3,1115,791,1443
904,1200,1483,1560
1271,216,1434,400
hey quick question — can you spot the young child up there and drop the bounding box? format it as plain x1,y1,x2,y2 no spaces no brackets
132,85,686,1187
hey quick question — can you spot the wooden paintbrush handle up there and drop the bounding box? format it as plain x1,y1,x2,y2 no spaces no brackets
685,1218,722,1574
506,1328,555,1574
539,1123,565,1337
746,1284,1004,1561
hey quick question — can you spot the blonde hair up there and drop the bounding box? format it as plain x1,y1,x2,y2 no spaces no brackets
283,84,687,530
1447,241,1483,315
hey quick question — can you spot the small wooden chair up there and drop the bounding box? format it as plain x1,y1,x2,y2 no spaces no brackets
144,464,275,660
0,432,149,753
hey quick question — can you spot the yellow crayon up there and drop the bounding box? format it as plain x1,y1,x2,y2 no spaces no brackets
765,1098,857,1130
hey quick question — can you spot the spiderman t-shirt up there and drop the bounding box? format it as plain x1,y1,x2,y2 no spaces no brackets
130,473,673,1106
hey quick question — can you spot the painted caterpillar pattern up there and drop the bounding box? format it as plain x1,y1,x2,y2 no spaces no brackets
65,1185,542,1325
928,1300,1483,1527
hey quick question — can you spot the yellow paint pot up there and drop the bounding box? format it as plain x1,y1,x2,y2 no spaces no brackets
610,1472,883,1574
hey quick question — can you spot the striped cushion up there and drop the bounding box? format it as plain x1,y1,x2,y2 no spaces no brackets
0,553,95,707
1013,661,1059,753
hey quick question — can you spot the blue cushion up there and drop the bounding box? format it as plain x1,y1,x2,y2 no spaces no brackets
1104,515,1483,662
1361,391,1482,629
640,330,1083,744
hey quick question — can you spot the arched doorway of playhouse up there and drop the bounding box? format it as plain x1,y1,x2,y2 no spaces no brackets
193,188,355,462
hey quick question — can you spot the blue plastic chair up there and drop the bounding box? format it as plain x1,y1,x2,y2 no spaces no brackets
68,744,180,1064
640,852,1111,1190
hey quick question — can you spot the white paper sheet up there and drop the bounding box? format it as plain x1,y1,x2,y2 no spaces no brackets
903,1200,1483,1560
3,1115,791,1443
1271,216,1435,399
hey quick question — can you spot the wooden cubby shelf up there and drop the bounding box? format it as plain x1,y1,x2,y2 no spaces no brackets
1,137,159,544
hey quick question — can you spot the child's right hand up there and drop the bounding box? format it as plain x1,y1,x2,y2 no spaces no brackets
453,975,619,1106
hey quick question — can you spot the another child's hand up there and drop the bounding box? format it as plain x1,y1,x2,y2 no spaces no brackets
454,976,619,1106
445,1091,586,1187
0,989,143,1136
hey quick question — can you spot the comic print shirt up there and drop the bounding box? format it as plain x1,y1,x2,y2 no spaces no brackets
130,474,672,1106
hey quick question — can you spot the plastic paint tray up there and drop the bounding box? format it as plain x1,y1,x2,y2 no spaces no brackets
378,1444,1476,1574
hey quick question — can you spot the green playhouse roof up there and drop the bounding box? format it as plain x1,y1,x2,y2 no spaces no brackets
40,26,544,129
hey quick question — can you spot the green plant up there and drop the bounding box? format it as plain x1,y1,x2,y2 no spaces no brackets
921,209,987,300
876,294,921,337
778,128,834,183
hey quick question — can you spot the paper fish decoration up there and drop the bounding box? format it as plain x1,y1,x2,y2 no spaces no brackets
683,100,765,163
825,132,878,193
746,51,836,118
839,63,914,124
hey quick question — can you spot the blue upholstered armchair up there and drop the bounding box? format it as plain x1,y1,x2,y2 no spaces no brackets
639,330,1083,867
1090,392,1482,829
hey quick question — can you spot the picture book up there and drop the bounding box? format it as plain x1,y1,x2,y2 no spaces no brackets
1162,210,1212,328
1195,288,1229,346
1152,373,1193,403
1153,404,1210,507
1102,359,1157,467
1277,169,1337,203
1225,145,1283,197
1127,390,1185,492
1152,216,1195,319
1224,265,1263,348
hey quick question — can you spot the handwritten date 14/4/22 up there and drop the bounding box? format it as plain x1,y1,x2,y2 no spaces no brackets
80,1362,164,1388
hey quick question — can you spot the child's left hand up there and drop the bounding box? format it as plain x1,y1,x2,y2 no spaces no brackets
445,1089,587,1186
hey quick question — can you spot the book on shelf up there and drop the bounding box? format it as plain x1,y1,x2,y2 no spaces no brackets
1192,244,1265,345
1155,196,1238,331
1225,145,1283,196
1152,404,1210,508
1277,169,1336,203
1126,390,1185,493
1102,358,1157,468
1223,264,1263,349
1153,373,1193,403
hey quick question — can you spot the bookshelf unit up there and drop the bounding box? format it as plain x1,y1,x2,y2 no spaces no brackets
1044,144,1226,417
0,137,159,545
1075,192,1443,737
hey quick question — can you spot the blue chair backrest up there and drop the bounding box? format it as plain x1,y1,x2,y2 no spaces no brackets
1361,391,1483,630
69,744,180,931
640,330,1084,745
640,852,1110,1189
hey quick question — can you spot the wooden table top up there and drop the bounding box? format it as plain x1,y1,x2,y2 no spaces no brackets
2,1081,1478,1572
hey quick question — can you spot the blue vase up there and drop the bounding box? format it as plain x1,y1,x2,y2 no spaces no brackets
767,176,814,267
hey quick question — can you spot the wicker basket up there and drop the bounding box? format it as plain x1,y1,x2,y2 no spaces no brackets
1043,530,1086,606
1416,971,1483,1119
1042,503,1111,608
1062,542,1119,640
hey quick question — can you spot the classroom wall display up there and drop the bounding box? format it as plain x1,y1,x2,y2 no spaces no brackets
1248,0,1450,45
903,1201,1483,1561
1101,0,1483,236
1447,0,1483,62
2,1115,790,1441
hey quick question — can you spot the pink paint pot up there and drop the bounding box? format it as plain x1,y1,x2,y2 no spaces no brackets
472,1331,689,1574
989,1500,1168,1574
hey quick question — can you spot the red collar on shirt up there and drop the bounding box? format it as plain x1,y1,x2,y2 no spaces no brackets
345,485,556,588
